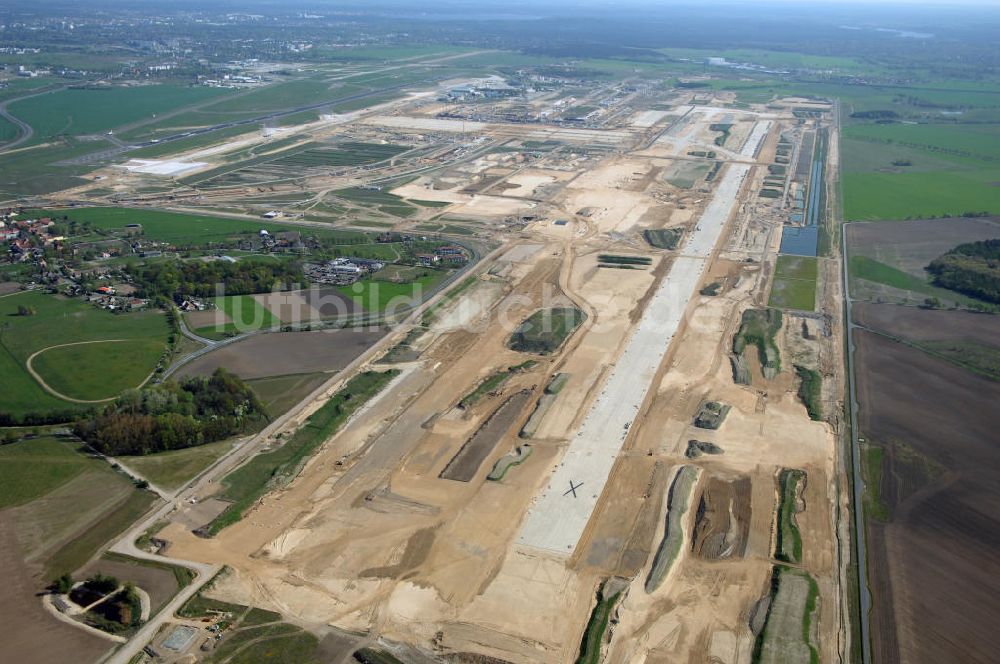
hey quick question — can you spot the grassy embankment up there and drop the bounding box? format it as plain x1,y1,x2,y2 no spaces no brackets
643,228,684,249
794,366,823,421
458,361,537,409
576,580,626,664
752,565,821,664
775,469,805,564
645,465,699,592
508,307,587,354
732,308,783,380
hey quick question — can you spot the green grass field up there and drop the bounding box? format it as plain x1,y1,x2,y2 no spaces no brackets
841,123,1000,220
0,291,169,418
0,114,18,142
337,272,446,312
768,255,818,311
6,85,227,144
31,338,164,401
0,139,98,198
0,437,92,509
862,444,892,523
119,439,236,491
199,78,336,114
1,436,158,579
28,207,368,245
216,294,281,330
842,170,1000,220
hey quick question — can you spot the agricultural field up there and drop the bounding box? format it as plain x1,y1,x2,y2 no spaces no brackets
119,439,237,492
177,328,386,380
208,294,282,336
1,436,158,579
841,123,1000,220
0,514,113,664
0,290,169,419
855,328,1000,664
853,303,1000,381
846,218,1000,307
247,372,331,417
768,255,817,311
847,214,1000,663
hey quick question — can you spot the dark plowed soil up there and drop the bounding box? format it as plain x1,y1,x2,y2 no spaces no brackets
855,330,1000,664
0,514,112,664
301,287,363,316
179,327,386,380
691,475,751,560
847,217,1000,276
439,390,534,482
77,556,179,614
853,302,1000,346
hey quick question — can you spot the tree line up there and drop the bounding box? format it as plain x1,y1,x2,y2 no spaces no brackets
926,239,1000,304
128,259,304,300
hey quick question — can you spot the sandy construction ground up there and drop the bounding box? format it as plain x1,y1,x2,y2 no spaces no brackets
152,102,842,664
631,110,672,128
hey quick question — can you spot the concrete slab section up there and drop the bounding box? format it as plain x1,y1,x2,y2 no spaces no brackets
740,121,773,158
516,161,755,555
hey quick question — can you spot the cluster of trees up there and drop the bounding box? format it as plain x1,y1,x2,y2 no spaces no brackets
850,110,899,120
74,368,268,456
926,239,1000,304
128,260,304,300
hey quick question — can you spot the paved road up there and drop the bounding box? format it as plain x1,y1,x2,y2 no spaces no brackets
842,222,872,664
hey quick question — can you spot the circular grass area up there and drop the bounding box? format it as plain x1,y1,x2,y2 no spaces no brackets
31,339,165,401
